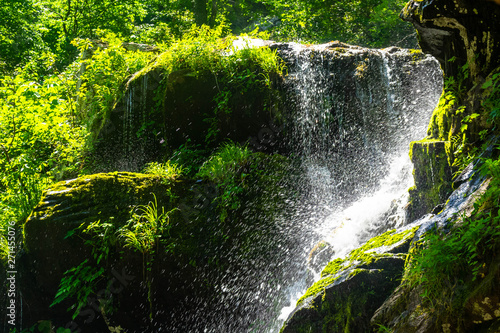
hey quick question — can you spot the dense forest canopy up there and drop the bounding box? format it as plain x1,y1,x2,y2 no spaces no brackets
0,0,416,74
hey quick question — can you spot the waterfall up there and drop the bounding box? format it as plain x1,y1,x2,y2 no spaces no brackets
120,73,154,171
264,43,442,331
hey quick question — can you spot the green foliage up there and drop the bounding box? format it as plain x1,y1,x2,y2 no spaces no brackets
482,70,500,128
0,72,88,239
142,161,184,183
51,259,105,319
197,141,254,221
0,0,47,73
144,25,285,143
51,217,118,318
71,33,154,141
118,195,175,256
47,0,146,38
255,0,416,47
403,150,500,317
52,195,176,318
197,141,253,183
169,140,208,176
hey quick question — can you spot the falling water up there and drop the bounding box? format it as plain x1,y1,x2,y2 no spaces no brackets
264,43,442,331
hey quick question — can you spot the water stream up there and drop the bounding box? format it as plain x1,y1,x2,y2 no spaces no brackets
262,43,442,332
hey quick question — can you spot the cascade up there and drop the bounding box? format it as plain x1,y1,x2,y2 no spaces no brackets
265,43,442,331
25,42,442,333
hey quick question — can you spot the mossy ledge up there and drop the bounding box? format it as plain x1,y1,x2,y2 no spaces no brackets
280,227,418,333
407,139,453,221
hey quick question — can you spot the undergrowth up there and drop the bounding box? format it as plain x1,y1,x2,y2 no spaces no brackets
197,141,254,221
51,195,176,321
403,147,500,321
139,25,286,143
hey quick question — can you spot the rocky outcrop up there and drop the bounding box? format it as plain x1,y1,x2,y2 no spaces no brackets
20,173,184,331
407,139,453,221
95,54,285,171
95,42,442,176
16,151,305,332
371,161,492,332
280,152,491,332
280,227,418,333
401,0,500,84
402,0,500,221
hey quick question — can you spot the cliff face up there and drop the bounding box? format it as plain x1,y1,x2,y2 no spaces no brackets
403,0,500,220
401,0,500,84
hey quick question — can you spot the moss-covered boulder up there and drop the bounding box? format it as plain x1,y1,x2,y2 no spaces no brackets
280,227,419,333
20,172,182,330
18,151,304,332
95,48,286,172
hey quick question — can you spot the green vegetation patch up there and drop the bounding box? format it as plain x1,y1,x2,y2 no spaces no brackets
403,151,500,324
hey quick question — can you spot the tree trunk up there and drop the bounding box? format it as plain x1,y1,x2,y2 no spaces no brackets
209,0,217,27
194,0,208,25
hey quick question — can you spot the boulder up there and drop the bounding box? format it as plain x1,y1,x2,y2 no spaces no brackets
280,227,419,333
20,172,189,331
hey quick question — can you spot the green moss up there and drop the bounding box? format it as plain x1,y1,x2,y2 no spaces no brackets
297,227,418,307
322,258,348,277
408,139,454,220
23,172,176,252
426,89,461,142
349,227,418,260
297,275,340,305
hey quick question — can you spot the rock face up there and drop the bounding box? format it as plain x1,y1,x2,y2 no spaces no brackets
281,154,491,333
407,139,453,221
95,57,285,171
401,0,500,84
280,1,500,331
16,151,304,332
95,42,442,176
402,0,500,221
20,173,182,331
280,227,418,333
371,163,492,333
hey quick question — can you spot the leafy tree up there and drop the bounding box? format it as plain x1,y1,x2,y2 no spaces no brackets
0,0,45,72
41,0,146,40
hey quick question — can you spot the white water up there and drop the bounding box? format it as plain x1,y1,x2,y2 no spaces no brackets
267,44,442,331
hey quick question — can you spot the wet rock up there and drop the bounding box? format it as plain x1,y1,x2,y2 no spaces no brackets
281,227,418,333
407,140,453,221
401,0,500,85
20,172,183,331
371,161,492,333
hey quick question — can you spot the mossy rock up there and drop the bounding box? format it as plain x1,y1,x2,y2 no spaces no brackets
20,172,182,330
407,139,453,221
95,55,285,172
280,227,418,333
